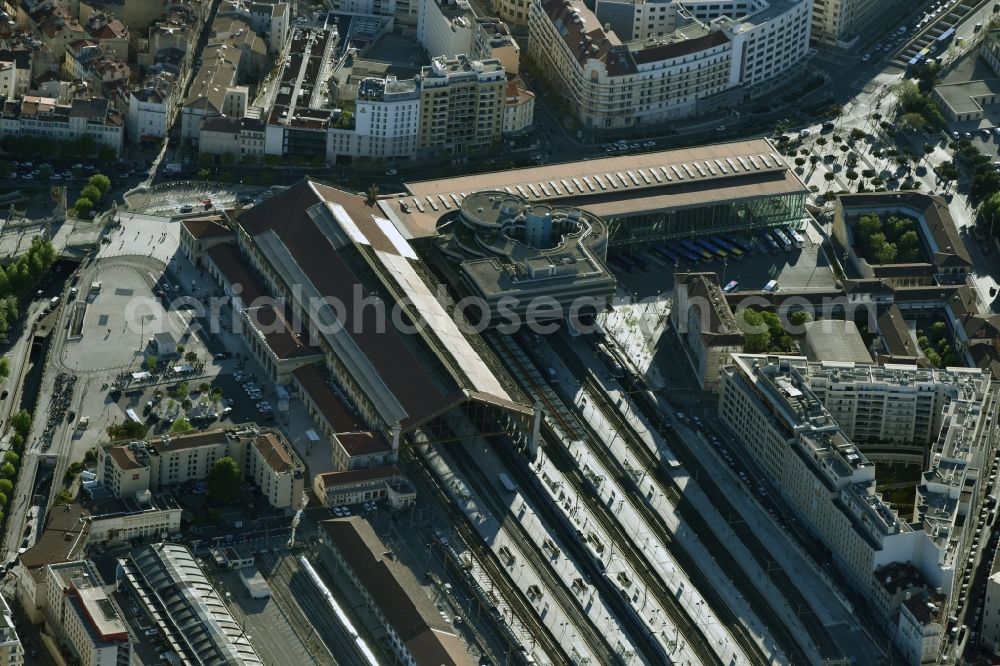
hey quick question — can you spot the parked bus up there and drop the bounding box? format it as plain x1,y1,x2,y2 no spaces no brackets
770,228,793,251
498,472,518,493
726,235,756,253
662,243,698,263
693,238,727,260
712,237,744,260
652,243,680,265
679,239,713,261
936,27,955,49
786,227,805,248
698,238,730,260
757,232,779,253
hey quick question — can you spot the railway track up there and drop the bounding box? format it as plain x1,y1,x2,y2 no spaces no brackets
562,333,837,663
440,431,627,665
490,333,740,666
406,443,574,666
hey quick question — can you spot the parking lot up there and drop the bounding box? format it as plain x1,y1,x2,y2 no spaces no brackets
614,229,838,300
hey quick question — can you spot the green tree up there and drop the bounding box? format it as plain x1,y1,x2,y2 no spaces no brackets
197,168,211,179
738,309,771,353
930,321,948,341
210,387,223,402
898,230,921,262
74,198,93,215
81,185,101,202
788,311,813,327
88,173,111,196
849,128,866,142
824,172,835,182
981,192,1000,234
794,157,806,168
759,311,784,340
107,420,148,440
0,463,16,478
0,493,8,507
3,451,18,466
170,417,193,434
207,456,240,504
0,479,13,495
10,410,30,439
0,357,8,381
185,351,198,364
146,355,158,374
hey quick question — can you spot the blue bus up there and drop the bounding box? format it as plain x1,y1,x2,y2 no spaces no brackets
652,243,680,265
935,27,955,50
725,235,756,253
693,238,728,260
711,236,744,260
679,239,713,261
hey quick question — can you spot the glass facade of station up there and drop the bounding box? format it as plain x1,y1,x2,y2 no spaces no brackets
605,192,807,246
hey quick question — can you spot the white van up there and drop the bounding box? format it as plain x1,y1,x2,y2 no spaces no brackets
763,279,779,293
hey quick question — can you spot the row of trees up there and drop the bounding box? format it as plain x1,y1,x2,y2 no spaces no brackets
73,173,112,216
0,238,57,337
0,134,117,164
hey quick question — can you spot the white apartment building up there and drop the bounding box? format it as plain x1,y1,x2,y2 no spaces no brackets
0,96,123,155
45,561,131,666
528,0,811,129
417,0,474,59
720,354,999,665
802,362,980,445
0,597,22,666
327,76,419,163
503,79,534,135
97,425,306,511
245,430,307,509
126,72,177,142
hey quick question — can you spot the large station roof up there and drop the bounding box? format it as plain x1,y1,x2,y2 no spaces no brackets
238,179,530,431
384,139,807,239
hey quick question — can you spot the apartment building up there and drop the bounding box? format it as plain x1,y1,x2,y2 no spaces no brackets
127,71,177,142
472,17,520,74
719,354,999,665
503,79,534,134
180,42,242,143
327,76,420,163
811,0,881,47
671,272,746,390
416,55,505,157
264,27,338,160
97,424,306,510
0,95,123,155
802,362,986,445
528,0,811,129
245,430,307,509
417,0,474,59
218,0,290,52
983,560,1000,656
198,115,266,160
0,596,23,666
87,495,182,545
45,561,131,666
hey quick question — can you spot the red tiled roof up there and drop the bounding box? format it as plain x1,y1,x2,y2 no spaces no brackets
206,243,268,307
245,305,322,360
182,215,232,240
240,180,463,428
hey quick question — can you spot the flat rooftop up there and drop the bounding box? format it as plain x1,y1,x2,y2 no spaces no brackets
391,139,805,239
